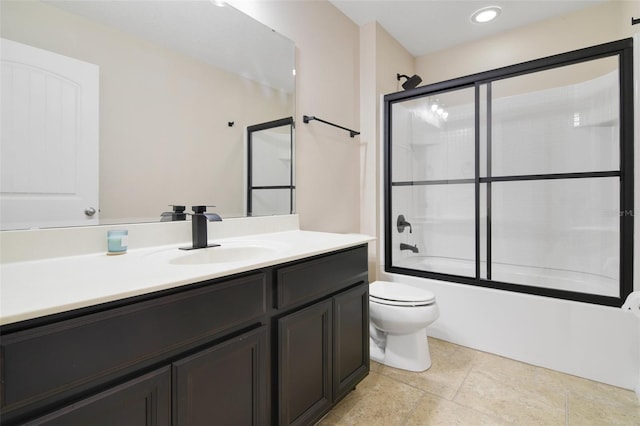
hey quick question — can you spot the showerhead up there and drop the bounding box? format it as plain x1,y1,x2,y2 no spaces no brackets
397,73,422,90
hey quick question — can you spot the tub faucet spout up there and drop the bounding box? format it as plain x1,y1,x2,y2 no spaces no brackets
400,243,419,253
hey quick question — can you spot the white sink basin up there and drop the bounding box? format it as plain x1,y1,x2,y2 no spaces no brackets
145,240,289,266
170,245,277,265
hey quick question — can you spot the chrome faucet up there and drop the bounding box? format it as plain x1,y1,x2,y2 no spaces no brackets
180,205,222,250
400,243,419,253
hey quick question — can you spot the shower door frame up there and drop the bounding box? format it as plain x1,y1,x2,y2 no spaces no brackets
383,38,634,307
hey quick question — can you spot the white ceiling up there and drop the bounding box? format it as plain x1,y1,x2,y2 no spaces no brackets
330,0,609,57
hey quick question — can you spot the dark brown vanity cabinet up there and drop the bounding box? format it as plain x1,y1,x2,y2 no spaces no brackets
332,283,370,402
276,246,369,426
22,367,172,426
278,299,333,425
23,326,269,426
173,326,269,425
0,244,369,426
1,272,269,426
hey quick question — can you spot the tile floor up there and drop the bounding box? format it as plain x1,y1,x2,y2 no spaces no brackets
318,338,640,425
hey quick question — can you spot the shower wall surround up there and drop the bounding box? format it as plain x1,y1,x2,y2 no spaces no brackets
384,38,633,307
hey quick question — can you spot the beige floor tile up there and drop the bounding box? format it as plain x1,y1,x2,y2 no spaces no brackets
325,371,425,426
557,371,638,405
316,411,342,426
320,340,640,426
405,392,509,426
567,392,640,426
378,337,477,400
561,374,640,425
317,393,360,424
454,368,566,424
319,372,382,422
471,350,566,400
370,360,384,373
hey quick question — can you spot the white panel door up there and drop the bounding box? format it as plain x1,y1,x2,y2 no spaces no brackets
1,38,99,230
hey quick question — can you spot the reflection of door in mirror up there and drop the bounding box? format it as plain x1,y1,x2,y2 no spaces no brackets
1,0,295,228
1,38,99,230
247,118,294,217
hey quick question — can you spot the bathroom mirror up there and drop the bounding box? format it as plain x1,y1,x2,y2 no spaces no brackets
0,0,295,230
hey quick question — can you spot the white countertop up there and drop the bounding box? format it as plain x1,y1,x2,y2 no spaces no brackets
0,230,373,326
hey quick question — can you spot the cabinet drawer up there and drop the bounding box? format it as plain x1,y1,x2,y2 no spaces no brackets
276,245,367,310
1,273,267,414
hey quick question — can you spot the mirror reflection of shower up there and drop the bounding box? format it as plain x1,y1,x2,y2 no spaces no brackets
247,117,295,217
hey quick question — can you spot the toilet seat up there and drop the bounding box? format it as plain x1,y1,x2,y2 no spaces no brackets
369,281,435,307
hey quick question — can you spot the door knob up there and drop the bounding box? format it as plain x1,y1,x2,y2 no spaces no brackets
84,207,97,217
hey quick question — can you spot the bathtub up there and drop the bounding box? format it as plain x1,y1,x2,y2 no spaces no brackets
378,261,638,392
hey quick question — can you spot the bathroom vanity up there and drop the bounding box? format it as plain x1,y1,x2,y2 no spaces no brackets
0,230,371,425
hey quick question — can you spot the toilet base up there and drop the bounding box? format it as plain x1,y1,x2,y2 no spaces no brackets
369,328,432,372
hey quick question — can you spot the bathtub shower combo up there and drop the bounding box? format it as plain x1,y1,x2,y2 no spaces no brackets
383,38,634,307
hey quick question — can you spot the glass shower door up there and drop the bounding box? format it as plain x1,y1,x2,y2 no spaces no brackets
389,87,476,277
485,57,621,296
384,37,633,306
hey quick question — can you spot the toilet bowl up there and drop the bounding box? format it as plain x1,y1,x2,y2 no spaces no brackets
369,280,439,372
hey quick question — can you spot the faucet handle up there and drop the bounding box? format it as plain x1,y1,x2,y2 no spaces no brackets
169,205,186,213
397,214,413,233
191,205,216,214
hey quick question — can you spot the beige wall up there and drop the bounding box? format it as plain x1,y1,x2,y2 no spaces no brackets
229,0,361,233
1,1,292,222
360,22,415,278
416,1,636,84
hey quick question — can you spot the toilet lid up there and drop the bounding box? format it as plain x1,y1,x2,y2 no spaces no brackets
369,281,436,306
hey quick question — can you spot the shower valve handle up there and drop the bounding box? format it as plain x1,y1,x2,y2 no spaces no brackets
397,215,412,233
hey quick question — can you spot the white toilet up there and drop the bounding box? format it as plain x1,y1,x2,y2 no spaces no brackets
369,280,439,372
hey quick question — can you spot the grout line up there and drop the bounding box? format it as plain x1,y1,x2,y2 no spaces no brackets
451,352,477,402
400,392,427,425
565,393,569,426
376,366,431,395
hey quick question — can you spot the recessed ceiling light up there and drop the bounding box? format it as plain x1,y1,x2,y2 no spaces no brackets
471,6,502,24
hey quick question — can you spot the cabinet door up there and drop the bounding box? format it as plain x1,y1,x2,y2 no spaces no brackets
278,300,333,426
173,326,268,426
26,367,170,426
333,283,369,401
